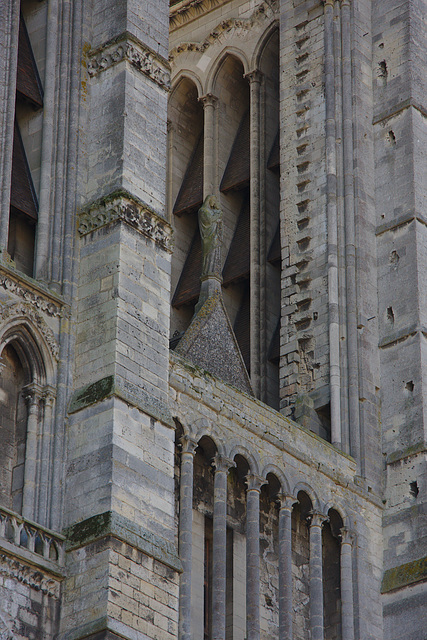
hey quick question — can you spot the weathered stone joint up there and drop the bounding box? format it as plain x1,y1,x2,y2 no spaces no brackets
77,194,173,252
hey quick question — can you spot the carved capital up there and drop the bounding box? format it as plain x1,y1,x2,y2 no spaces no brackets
78,194,173,252
23,383,43,408
308,510,328,528
212,454,235,474
42,386,56,407
200,93,218,108
245,473,267,493
340,527,355,545
180,435,198,455
245,69,263,85
277,493,298,512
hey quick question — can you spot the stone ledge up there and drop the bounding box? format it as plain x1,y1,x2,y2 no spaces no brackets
381,557,427,593
87,31,170,90
64,511,182,573
77,191,173,253
68,374,174,427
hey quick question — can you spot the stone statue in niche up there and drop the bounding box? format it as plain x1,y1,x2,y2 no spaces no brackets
198,195,222,279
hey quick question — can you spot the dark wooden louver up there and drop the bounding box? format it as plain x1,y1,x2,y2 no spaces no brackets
173,134,204,217
172,228,202,308
220,110,250,193
222,197,250,285
267,130,280,173
16,14,43,109
233,285,250,371
267,223,281,266
268,320,280,363
10,121,38,220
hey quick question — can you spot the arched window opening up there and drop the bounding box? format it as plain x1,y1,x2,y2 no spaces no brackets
216,56,251,371
292,491,312,640
169,77,205,342
259,28,280,409
0,343,29,513
323,509,343,640
8,1,46,277
260,473,281,634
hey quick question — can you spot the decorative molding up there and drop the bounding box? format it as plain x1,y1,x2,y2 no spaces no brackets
0,302,60,360
170,0,279,55
77,193,173,253
0,272,63,318
87,37,170,90
0,554,60,598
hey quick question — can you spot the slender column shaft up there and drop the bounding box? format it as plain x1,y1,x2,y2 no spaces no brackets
247,71,263,398
246,474,265,640
340,528,355,640
341,0,361,466
201,93,218,197
179,437,197,640
34,0,59,280
212,456,235,640
324,0,341,447
309,512,327,640
22,385,42,521
37,390,55,525
278,495,297,640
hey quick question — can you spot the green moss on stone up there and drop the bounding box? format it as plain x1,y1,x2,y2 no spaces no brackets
65,512,111,547
69,375,114,413
381,556,427,593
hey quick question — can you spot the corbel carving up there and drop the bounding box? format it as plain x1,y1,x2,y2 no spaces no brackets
77,194,173,253
87,38,171,90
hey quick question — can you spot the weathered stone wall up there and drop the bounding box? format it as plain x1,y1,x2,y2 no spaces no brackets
372,0,427,635
169,350,384,639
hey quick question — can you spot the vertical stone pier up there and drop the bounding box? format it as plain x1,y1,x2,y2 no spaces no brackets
60,2,180,639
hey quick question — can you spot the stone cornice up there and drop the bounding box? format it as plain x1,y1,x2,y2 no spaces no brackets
170,0,233,30
77,193,173,253
0,265,64,318
170,0,279,60
87,33,171,90
0,553,61,598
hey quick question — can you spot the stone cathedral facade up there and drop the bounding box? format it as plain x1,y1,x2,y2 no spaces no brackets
0,0,425,639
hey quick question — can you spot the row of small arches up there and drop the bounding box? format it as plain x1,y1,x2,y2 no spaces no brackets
175,424,352,529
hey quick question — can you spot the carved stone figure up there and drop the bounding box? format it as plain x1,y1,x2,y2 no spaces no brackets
198,195,223,278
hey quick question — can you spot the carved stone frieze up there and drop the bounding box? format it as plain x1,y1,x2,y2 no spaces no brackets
0,273,62,318
170,0,278,44
87,37,171,90
0,554,60,599
78,194,173,252
0,302,60,360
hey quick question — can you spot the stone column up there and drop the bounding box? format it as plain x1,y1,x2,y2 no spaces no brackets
278,494,297,640
340,528,355,640
22,384,42,521
309,511,327,640
212,455,235,640
179,436,198,640
200,93,218,197
246,473,266,640
37,389,55,525
246,70,263,398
